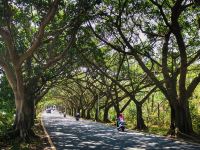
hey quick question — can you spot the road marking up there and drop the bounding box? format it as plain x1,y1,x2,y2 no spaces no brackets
41,115,57,150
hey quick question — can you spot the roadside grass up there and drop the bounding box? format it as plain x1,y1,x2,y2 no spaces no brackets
0,118,52,150
106,120,200,144
107,120,168,136
147,125,168,136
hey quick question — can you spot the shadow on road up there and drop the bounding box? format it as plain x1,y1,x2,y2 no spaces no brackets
43,111,200,150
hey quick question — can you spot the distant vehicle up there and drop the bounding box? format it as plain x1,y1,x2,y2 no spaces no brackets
75,113,80,121
53,105,56,110
64,112,66,117
46,109,51,113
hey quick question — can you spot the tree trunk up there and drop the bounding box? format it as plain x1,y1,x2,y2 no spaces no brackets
103,106,110,122
86,109,91,119
135,103,147,130
77,108,80,114
114,105,120,118
13,95,35,140
81,109,86,118
174,100,193,134
157,103,160,125
151,95,154,112
168,103,176,135
68,109,72,115
74,108,77,116
12,67,35,140
168,99,193,136
71,108,74,116
95,108,100,121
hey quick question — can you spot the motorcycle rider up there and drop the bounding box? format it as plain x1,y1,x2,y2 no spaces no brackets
75,112,80,121
117,113,125,131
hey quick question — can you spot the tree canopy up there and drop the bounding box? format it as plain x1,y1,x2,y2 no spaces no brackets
0,0,200,140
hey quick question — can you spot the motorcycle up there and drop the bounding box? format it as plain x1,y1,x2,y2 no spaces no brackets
63,112,66,117
75,116,80,121
75,113,80,121
117,121,125,132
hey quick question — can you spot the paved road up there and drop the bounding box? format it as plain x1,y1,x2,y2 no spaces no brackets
42,111,200,150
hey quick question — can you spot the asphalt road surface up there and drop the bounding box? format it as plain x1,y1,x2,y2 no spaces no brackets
42,111,200,150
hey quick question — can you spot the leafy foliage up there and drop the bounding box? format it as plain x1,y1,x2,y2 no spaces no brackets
1,0,200,139
0,75,15,133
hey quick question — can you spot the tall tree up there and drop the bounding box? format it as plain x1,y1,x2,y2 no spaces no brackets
0,0,96,139
90,0,200,136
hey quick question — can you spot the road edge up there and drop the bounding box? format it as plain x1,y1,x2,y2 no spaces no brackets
40,113,57,150
79,115,200,146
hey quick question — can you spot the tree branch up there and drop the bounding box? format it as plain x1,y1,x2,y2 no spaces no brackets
149,0,171,28
140,86,157,104
18,0,60,66
0,27,18,63
186,73,200,99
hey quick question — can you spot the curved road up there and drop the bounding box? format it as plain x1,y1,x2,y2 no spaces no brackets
42,111,200,150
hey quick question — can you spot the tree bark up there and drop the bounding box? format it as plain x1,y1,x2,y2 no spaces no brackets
174,100,193,134
168,99,193,136
81,109,86,118
95,108,100,121
86,109,91,119
135,103,147,130
157,103,160,125
13,93,35,140
168,103,175,135
71,108,74,116
103,106,110,122
9,67,35,140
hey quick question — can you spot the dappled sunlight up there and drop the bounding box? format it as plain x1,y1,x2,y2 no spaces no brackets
42,111,200,150
126,132,144,135
127,148,145,150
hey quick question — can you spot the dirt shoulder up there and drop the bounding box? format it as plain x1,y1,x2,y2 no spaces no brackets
0,118,53,150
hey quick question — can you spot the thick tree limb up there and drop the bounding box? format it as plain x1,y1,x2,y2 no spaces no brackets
186,73,200,100
149,0,171,28
0,59,16,90
187,50,200,67
0,28,18,64
140,86,157,104
18,0,60,66
161,32,172,88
